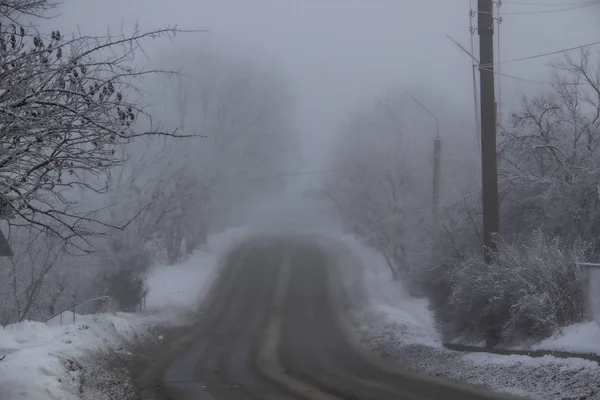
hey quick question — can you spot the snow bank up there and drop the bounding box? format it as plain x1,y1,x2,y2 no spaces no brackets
533,321,600,355
326,232,600,400
317,232,439,346
144,226,251,322
0,227,252,400
0,313,166,400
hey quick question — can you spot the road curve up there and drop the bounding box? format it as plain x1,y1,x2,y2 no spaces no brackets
159,238,517,400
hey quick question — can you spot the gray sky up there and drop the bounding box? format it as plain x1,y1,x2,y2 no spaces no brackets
50,0,600,166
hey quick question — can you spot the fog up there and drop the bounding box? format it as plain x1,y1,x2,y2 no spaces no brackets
1,0,600,328
49,0,600,166
4,3,600,398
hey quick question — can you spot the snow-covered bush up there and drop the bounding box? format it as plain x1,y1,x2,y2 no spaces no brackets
426,231,587,346
419,50,600,345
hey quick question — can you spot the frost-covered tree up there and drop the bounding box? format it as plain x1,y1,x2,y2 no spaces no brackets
0,0,190,252
144,47,300,247
326,90,476,285
422,51,600,346
0,0,199,321
326,97,434,282
500,50,600,251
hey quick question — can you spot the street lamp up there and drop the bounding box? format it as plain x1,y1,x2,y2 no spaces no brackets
407,93,442,231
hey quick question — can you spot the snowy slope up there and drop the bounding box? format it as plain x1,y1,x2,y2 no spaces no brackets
0,313,166,400
533,321,600,355
0,228,251,400
330,233,600,400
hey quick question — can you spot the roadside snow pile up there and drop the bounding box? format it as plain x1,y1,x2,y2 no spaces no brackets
534,321,600,355
331,233,600,400
145,226,252,320
321,232,440,347
0,313,165,400
365,326,600,400
0,227,252,400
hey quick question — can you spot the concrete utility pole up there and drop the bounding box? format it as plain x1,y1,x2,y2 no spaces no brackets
432,137,441,231
478,0,500,262
407,93,441,230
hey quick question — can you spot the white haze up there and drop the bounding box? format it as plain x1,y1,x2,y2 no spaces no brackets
49,1,598,153
3,3,600,398
32,0,600,233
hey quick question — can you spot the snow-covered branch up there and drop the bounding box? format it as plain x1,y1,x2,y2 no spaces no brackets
0,14,194,248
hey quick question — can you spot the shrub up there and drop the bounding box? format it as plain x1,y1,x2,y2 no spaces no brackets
424,230,587,347
102,240,151,312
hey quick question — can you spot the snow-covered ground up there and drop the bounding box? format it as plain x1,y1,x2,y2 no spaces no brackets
6,226,600,400
331,233,600,400
534,321,600,355
0,227,252,400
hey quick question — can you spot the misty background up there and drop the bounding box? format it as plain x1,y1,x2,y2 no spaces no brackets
1,0,600,353
51,0,600,166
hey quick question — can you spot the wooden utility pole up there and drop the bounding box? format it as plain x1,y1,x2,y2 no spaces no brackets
478,0,500,262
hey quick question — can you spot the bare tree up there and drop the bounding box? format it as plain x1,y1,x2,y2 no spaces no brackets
0,1,195,252
147,49,300,235
326,107,429,282
421,51,600,346
0,226,66,323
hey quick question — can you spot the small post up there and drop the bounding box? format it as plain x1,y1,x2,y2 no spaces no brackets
406,92,442,231
577,262,600,322
72,292,77,324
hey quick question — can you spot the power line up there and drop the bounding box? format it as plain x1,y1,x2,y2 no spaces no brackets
502,3,600,13
502,0,600,7
453,17,599,86
476,2,599,14
485,39,600,66
450,34,600,71
480,66,590,85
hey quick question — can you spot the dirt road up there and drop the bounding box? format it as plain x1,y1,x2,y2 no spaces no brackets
156,238,516,400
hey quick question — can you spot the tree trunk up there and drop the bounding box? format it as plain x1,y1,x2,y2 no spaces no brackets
185,238,196,255
172,225,183,263
165,231,176,265
197,228,207,246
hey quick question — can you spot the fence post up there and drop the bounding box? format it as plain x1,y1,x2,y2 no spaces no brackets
577,262,600,323
72,293,77,324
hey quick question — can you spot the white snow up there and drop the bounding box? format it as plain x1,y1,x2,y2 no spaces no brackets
0,227,252,400
533,321,600,355
6,225,600,400
463,351,599,369
328,232,600,400
145,227,252,320
0,313,165,400
320,232,440,346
